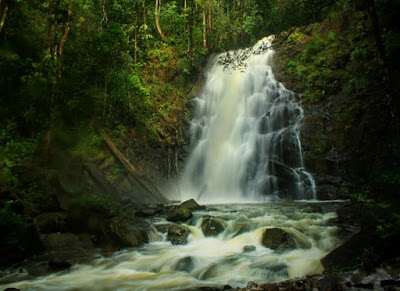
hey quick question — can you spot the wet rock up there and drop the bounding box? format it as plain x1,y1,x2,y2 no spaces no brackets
41,233,94,250
201,217,225,237
102,217,149,247
246,281,258,288
180,199,205,210
48,257,72,270
154,223,171,233
261,228,297,251
243,245,256,253
167,225,190,245
173,256,195,272
135,208,156,217
34,212,69,233
167,206,192,222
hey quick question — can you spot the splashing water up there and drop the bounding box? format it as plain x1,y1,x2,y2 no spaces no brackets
179,36,316,203
0,202,345,291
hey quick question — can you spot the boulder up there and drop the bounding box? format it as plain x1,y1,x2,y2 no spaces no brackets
261,228,297,251
102,217,149,248
167,207,192,222
34,212,69,233
180,199,205,210
48,257,72,270
200,217,225,237
41,233,94,250
243,245,256,253
167,225,190,245
173,256,195,272
135,208,156,217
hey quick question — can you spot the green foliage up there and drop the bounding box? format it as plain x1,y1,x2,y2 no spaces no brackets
357,247,379,271
71,190,117,213
309,135,330,155
19,183,57,211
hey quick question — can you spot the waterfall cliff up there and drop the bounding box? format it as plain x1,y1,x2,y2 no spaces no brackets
180,36,316,203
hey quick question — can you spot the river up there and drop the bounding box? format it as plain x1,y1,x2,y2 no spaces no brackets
0,201,350,290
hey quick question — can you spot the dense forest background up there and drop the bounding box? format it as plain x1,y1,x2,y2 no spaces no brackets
1,0,400,270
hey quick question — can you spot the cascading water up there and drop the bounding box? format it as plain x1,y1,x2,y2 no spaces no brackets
180,36,316,203
0,203,345,290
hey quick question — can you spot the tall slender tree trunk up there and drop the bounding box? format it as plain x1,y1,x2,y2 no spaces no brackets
202,9,206,48
53,0,60,61
208,2,212,48
143,0,146,25
155,0,166,40
45,0,54,51
58,0,73,77
134,3,138,64
0,3,9,35
184,0,187,33
100,0,108,27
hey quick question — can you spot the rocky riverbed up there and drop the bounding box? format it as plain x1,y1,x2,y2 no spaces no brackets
4,199,394,290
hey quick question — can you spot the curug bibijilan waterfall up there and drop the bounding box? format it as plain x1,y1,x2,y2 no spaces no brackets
180,36,316,203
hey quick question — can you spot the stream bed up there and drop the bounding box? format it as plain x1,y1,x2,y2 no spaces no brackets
0,201,353,290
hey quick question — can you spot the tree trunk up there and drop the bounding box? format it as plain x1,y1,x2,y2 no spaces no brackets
58,0,73,77
53,0,60,61
143,0,146,24
0,3,8,34
208,0,212,31
184,0,187,33
134,2,138,63
155,0,166,40
45,0,54,51
100,0,108,27
202,9,206,48
102,131,168,202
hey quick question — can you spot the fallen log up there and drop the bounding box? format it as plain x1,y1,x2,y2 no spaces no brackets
102,131,169,204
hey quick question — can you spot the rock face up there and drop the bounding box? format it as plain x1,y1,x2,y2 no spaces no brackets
200,217,225,237
167,225,190,245
273,38,393,200
261,228,297,251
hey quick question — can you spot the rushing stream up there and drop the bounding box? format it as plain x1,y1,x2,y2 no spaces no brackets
0,202,346,290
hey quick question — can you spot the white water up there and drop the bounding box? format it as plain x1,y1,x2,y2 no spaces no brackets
179,36,316,203
0,203,344,290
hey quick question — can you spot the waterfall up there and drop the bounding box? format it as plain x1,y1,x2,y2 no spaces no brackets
180,36,316,203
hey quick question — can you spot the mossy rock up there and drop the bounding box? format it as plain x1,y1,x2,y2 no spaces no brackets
167,206,192,222
261,228,298,251
180,199,205,210
167,224,190,245
200,217,225,237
